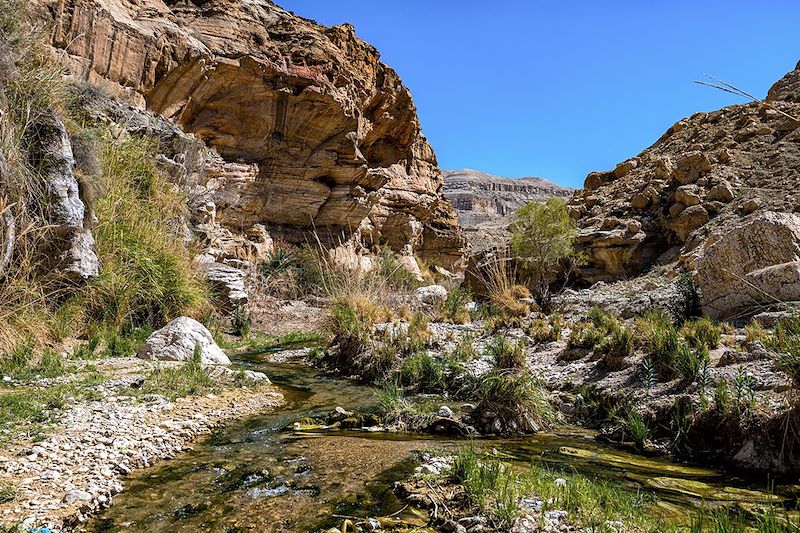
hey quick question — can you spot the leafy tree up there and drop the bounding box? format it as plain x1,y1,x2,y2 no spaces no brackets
509,198,578,310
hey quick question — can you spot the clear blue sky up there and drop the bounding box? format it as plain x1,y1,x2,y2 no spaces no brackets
278,1,799,188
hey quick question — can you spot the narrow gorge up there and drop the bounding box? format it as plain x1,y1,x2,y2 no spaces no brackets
1,1,800,533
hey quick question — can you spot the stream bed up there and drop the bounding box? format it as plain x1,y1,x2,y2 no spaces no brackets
84,357,800,532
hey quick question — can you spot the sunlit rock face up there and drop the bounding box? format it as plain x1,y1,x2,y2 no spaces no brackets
41,0,466,270
566,60,800,302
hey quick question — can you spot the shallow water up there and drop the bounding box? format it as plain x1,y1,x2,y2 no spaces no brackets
85,356,800,532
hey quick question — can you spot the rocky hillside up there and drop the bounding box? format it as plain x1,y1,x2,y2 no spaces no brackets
443,169,573,251
568,63,800,319
37,0,466,271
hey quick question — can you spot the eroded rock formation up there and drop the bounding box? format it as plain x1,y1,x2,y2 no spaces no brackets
39,0,466,271
568,62,800,318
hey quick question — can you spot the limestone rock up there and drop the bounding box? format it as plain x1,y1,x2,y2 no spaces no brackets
137,317,231,365
39,0,466,271
201,262,248,312
669,205,709,242
696,212,800,319
767,60,800,102
416,285,448,306
567,61,800,283
27,113,99,279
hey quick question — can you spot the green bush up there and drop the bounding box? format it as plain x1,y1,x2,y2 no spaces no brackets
437,286,472,324
232,304,251,337
78,133,209,334
682,317,722,349
475,370,553,434
566,322,604,350
398,352,446,393
509,198,578,310
625,410,651,450
487,336,526,369
375,383,435,429
597,320,635,368
141,351,213,401
769,315,800,387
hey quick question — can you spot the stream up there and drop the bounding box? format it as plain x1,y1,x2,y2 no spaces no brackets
84,354,800,532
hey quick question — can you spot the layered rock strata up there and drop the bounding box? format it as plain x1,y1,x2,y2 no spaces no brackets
38,0,467,271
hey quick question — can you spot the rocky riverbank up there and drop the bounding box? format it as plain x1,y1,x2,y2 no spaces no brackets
0,358,283,531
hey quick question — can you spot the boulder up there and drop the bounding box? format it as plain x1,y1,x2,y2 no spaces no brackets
696,212,800,319
201,262,248,312
137,317,231,365
668,205,709,242
416,285,448,306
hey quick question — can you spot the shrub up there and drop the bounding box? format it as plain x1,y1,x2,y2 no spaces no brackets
79,133,210,334
768,315,800,387
510,198,578,311
487,336,526,369
141,351,213,401
744,321,766,344
566,322,604,350
597,320,635,369
475,370,553,434
526,317,561,344
470,251,530,320
0,483,14,504
681,317,721,349
638,308,708,381
232,304,251,337
375,383,435,430
375,246,421,291
437,286,472,324
398,352,446,393
625,410,650,450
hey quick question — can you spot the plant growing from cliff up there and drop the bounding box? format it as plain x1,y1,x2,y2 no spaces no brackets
77,133,210,334
509,198,579,312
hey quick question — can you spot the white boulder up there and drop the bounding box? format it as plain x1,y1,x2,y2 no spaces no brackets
137,317,231,365
416,284,448,306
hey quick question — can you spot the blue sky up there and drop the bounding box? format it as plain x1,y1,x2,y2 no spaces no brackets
278,1,799,188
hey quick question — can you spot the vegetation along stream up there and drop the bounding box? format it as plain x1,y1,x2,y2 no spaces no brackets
83,352,800,532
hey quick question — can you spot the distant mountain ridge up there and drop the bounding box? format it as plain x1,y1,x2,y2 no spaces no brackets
443,169,574,251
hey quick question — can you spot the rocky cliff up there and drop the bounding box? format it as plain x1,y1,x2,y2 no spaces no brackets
568,63,800,318
37,0,466,271
443,169,573,251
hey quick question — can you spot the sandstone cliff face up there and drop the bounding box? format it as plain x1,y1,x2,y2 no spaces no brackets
39,0,466,270
443,169,573,252
567,62,800,317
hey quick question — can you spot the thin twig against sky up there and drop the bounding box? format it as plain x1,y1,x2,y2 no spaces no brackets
695,73,800,122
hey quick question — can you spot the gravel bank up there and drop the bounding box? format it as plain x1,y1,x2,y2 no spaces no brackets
0,358,283,531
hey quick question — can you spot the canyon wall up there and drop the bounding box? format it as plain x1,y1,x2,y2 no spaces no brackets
38,0,466,270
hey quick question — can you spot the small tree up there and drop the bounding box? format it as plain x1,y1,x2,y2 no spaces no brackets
509,198,578,311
